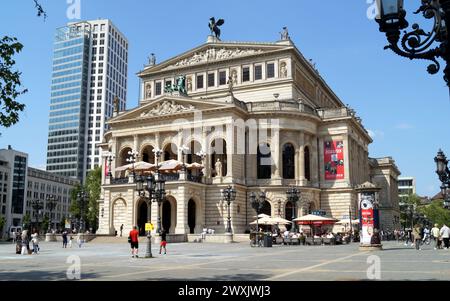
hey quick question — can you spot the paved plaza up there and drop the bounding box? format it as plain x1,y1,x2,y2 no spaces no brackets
0,240,449,281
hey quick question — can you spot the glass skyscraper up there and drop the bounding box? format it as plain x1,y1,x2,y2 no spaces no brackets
47,20,128,182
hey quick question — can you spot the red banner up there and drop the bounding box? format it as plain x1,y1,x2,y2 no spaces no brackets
361,209,374,227
324,141,344,180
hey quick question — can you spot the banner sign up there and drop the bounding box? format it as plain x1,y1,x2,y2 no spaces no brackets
324,141,345,180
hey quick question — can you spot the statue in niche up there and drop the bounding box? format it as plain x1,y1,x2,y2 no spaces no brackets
231,69,238,85
215,158,223,177
145,83,152,99
280,62,288,78
186,76,193,92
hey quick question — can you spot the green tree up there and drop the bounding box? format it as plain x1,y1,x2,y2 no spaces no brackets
399,194,423,228
421,199,450,227
41,215,49,233
0,1,46,128
60,215,66,230
85,167,102,232
69,183,84,220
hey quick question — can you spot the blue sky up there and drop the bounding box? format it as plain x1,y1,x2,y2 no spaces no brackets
1,0,449,196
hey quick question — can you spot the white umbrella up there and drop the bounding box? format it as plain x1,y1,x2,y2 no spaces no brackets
115,161,155,171
186,162,204,170
252,213,271,219
271,217,292,225
249,217,276,225
336,219,359,225
158,159,183,171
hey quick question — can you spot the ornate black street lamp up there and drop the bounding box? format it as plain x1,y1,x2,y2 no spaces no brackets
375,0,450,86
77,190,88,232
435,149,450,208
46,195,57,233
221,186,236,233
107,152,115,180
136,174,155,258
250,191,266,246
31,199,43,232
152,149,165,235
286,187,301,232
127,150,139,177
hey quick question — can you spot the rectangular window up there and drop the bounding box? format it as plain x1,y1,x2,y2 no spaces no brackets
196,75,204,89
155,82,162,96
242,67,250,82
208,73,215,87
219,71,227,86
267,63,275,78
254,65,262,80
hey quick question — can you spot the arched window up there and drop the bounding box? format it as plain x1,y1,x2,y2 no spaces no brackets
261,201,272,216
141,145,155,164
211,138,227,177
120,147,132,166
187,141,202,164
282,143,295,179
164,143,178,161
257,143,272,179
304,146,310,181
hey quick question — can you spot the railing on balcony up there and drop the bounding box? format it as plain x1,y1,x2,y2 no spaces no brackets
187,174,203,183
246,100,317,115
110,177,129,185
161,173,180,182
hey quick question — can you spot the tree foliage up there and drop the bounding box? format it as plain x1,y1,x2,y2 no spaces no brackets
0,37,27,127
69,168,102,232
22,213,31,229
421,200,450,227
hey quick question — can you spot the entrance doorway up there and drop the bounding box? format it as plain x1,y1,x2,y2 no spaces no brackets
188,199,196,234
162,200,171,233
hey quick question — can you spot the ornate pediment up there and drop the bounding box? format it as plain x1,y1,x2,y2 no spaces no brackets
166,48,264,69
139,100,196,118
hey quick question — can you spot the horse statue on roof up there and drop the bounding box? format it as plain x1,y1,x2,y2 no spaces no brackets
209,17,225,39
164,75,187,96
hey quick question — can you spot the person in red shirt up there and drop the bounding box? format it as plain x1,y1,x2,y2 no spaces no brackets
129,226,139,258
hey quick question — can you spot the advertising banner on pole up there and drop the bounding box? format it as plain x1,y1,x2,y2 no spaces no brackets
359,192,380,244
324,141,345,180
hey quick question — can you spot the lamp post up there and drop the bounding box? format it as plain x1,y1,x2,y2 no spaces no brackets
136,174,155,258
152,148,165,235
375,0,450,87
127,150,139,178
107,152,115,180
196,150,206,178
286,187,301,232
46,195,57,233
77,190,88,233
31,199,43,232
180,145,189,172
250,191,266,246
435,149,450,209
221,186,236,233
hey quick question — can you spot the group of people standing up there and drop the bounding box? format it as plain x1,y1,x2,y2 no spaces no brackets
398,224,450,250
14,229,40,255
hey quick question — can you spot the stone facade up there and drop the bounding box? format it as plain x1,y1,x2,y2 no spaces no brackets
96,36,400,236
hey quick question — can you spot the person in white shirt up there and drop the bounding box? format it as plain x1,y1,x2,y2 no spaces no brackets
431,224,441,250
284,230,290,239
31,231,39,254
440,224,450,249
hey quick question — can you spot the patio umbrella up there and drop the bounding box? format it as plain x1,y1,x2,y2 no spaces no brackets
271,217,292,225
336,219,359,225
158,159,184,171
249,217,276,225
293,214,338,225
186,162,204,170
252,214,271,219
115,161,156,171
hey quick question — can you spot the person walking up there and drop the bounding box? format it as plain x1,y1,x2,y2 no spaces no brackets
62,230,68,248
432,224,441,250
440,224,450,249
413,224,422,250
76,233,84,248
120,224,124,237
159,229,167,255
129,226,139,258
68,235,73,248
21,229,29,255
31,230,39,254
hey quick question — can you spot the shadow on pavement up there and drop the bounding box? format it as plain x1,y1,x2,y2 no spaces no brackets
0,270,99,281
142,273,268,281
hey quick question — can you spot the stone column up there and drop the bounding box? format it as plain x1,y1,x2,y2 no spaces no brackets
271,127,281,179
175,187,189,234
343,135,351,187
310,135,319,185
133,135,139,156
202,129,210,179
226,123,233,177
